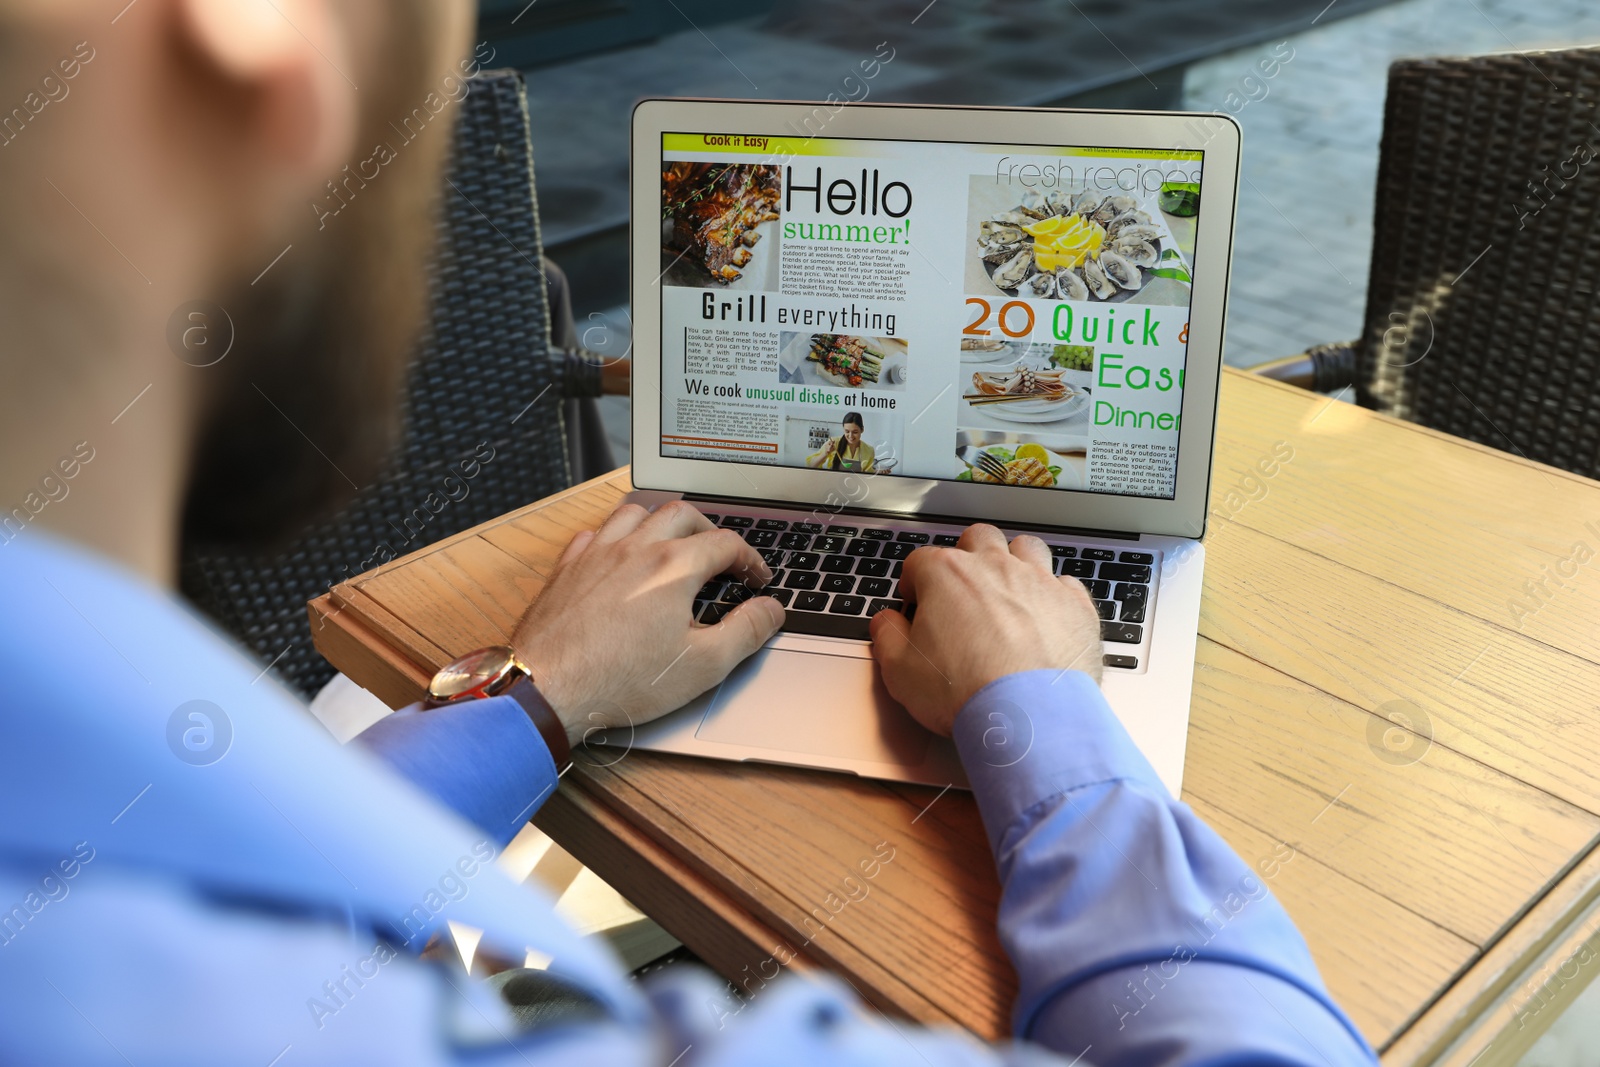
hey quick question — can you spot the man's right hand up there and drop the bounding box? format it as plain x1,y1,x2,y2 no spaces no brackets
869,524,1103,736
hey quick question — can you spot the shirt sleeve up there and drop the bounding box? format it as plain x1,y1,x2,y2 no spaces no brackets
951,670,1378,1066
354,695,560,849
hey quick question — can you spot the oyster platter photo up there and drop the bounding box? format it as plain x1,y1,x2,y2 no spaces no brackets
968,183,1191,303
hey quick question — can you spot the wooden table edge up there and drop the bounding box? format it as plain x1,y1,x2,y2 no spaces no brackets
1382,835,1600,1066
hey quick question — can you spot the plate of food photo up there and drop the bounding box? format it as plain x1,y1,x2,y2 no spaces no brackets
962,364,1090,424
954,437,1085,490
959,337,1026,365
971,188,1190,304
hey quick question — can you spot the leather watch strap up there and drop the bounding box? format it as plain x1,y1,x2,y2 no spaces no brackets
503,674,573,773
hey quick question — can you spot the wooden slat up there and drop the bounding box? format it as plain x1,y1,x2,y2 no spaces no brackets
581,751,1012,1035
1185,639,1600,947
1187,795,1476,1041
1196,519,1600,818
1209,370,1600,662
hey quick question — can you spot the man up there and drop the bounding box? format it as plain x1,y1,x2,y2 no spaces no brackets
0,1,1377,1063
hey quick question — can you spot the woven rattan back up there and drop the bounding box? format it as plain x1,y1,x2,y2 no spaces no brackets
181,70,570,698
1356,47,1600,479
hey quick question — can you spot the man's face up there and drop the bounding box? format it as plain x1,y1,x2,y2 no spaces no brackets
182,2,474,551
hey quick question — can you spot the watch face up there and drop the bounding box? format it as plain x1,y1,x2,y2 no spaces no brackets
430,645,518,702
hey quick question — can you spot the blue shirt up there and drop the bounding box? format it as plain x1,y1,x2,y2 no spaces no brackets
0,533,1376,1065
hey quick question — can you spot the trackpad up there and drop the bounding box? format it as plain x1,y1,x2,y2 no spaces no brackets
694,647,930,765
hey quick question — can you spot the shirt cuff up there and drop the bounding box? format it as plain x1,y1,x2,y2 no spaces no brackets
356,694,561,848
951,669,1168,858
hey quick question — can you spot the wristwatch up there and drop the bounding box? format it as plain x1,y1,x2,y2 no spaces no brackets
425,645,572,773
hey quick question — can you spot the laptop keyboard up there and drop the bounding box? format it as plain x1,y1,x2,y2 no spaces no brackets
692,510,1158,672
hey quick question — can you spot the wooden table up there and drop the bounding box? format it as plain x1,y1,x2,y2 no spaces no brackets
311,368,1600,1066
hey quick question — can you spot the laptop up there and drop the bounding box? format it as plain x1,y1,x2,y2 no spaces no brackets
617,99,1239,795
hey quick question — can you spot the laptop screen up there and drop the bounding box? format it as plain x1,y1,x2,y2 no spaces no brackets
657,133,1203,500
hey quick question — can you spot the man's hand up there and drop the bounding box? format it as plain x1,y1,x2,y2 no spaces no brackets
511,501,783,746
869,524,1103,736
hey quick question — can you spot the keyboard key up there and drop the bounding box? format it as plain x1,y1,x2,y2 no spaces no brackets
1060,559,1096,579
767,570,785,588
896,531,930,543
795,591,830,612
778,532,812,551
830,595,866,615
719,584,754,605
1120,603,1146,624
933,534,961,547
1099,562,1152,584
813,535,846,554
1113,582,1146,603
891,561,903,579
845,538,879,557
782,610,869,640
701,602,731,624
692,598,709,620
858,577,892,598
1083,579,1110,600
881,541,916,560
1101,622,1143,644
784,571,820,590
758,548,784,567
794,522,823,534
821,554,855,574
699,514,719,525
767,588,793,607
755,518,788,530
1120,551,1155,564
786,551,820,570
855,558,891,578
1103,654,1139,669
826,525,858,536
1083,548,1115,561
745,529,777,548
1093,599,1115,620
1049,545,1078,559
720,516,753,528
696,580,724,601
860,528,894,541
866,598,903,617
821,573,855,594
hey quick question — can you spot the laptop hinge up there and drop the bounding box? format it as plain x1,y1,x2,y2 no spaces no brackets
679,492,1142,542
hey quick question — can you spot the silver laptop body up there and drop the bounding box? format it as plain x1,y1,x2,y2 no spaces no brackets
614,100,1241,795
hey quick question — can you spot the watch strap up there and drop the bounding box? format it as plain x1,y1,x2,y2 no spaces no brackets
503,674,573,774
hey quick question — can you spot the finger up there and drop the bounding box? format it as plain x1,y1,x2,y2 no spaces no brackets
681,527,773,587
1057,572,1096,604
894,544,941,605
556,529,596,568
868,606,912,662
957,523,1009,554
690,595,783,676
868,607,922,701
592,503,650,544
636,499,716,542
1007,533,1054,575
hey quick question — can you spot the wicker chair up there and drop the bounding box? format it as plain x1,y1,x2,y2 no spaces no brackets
181,70,614,699
1250,46,1600,481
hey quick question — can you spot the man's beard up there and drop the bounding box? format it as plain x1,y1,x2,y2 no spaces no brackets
180,11,446,553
